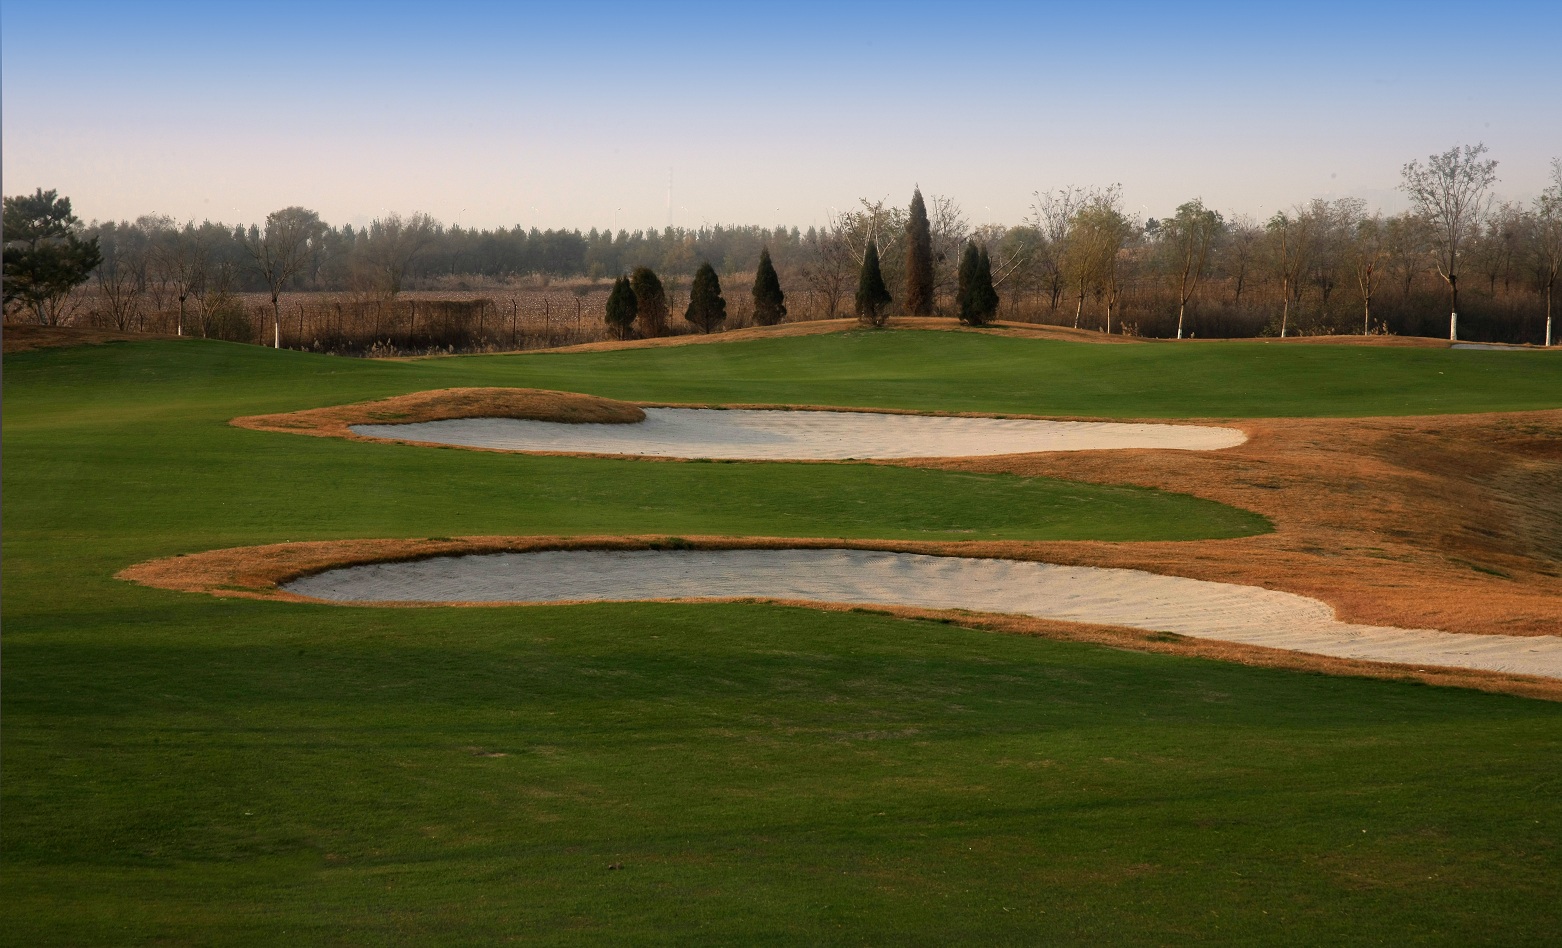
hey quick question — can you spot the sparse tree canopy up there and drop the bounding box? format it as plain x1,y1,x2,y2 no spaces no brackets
629,266,668,337
905,187,934,315
1160,199,1223,339
1400,143,1499,340
359,212,437,298
242,206,324,347
855,238,892,327
685,261,727,334
604,274,638,339
751,247,786,325
3,188,102,325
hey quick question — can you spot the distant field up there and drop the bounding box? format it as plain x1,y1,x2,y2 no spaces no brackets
3,330,1561,944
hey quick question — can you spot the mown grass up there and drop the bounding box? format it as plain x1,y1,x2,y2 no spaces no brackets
3,332,1561,945
444,329,1561,418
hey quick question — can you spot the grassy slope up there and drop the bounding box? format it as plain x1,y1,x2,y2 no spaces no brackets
437,329,1562,418
4,333,1561,945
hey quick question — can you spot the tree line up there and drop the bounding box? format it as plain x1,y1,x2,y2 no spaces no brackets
5,144,1559,346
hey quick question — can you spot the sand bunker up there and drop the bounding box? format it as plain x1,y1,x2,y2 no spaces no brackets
351,409,1246,459
285,548,1562,679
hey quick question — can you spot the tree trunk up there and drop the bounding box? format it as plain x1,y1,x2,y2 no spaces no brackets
1280,291,1290,339
1176,299,1186,340
1363,293,1371,336
178,295,185,337
271,294,281,348
1073,292,1083,328
1448,273,1459,342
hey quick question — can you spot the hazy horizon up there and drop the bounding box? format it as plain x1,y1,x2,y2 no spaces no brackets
4,0,1559,232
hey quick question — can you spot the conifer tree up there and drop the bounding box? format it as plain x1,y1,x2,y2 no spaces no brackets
685,261,727,333
956,241,980,324
629,266,668,337
751,247,787,325
855,238,892,327
972,246,1000,326
604,274,638,339
905,187,934,315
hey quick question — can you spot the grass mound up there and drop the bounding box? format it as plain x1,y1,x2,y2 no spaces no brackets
233,385,645,440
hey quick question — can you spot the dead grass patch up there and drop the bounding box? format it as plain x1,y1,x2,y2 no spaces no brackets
3,323,181,354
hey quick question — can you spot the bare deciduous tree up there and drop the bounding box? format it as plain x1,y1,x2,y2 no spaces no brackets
1161,198,1223,339
1534,159,1562,346
1265,207,1316,338
1400,143,1499,340
242,206,324,348
357,212,438,298
1350,213,1387,335
1223,214,1263,305
1026,186,1090,314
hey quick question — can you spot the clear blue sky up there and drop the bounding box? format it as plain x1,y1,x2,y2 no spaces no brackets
4,0,1558,231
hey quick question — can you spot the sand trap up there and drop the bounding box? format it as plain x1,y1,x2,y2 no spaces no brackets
286,549,1562,679
351,409,1245,459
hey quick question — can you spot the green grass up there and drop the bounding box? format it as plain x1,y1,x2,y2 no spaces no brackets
4,332,1561,945
434,329,1560,418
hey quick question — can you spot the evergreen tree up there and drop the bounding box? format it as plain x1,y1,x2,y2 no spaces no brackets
956,241,980,324
751,247,787,325
2,188,102,326
604,274,638,339
855,238,892,327
972,246,1000,325
685,261,727,333
629,265,668,337
905,187,934,315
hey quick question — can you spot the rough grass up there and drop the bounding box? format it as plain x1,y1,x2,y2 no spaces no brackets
4,332,1561,945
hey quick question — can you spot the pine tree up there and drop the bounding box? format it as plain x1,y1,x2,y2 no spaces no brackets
905,187,934,315
956,242,980,324
972,246,1000,326
629,266,668,337
855,238,892,327
604,274,638,339
751,247,787,326
685,261,727,333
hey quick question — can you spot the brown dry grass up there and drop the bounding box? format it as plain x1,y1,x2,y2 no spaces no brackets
116,532,1562,702
202,404,1562,647
909,410,1562,639
231,387,644,441
3,323,181,354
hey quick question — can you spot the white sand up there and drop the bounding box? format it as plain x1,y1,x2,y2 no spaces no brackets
286,549,1562,679
350,409,1246,459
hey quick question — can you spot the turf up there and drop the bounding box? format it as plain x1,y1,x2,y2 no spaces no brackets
435,330,1561,418
4,332,1561,945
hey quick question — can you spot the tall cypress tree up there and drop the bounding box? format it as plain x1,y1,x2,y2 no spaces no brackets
685,261,728,334
972,246,1000,326
855,239,892,327
956,242,980,325
629,266,668,337
604,274,638,339
905,187,934,315
751,247,787,326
